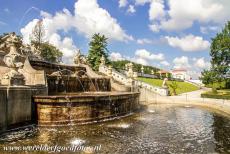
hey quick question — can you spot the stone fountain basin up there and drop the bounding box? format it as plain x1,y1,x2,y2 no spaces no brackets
33,92,140,126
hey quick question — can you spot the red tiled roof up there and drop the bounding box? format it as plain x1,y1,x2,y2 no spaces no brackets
158,70,169,73
172,69,187,72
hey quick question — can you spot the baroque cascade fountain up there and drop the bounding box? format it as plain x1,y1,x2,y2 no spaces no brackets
1,33,230,154
0,33,140,132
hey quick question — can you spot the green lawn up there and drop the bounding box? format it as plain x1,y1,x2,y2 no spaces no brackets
201,89,230,100
138,77,199,95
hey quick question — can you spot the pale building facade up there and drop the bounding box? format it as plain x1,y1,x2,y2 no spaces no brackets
171,69,190,80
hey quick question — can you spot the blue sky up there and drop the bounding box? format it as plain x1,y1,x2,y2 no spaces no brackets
0,0,229,78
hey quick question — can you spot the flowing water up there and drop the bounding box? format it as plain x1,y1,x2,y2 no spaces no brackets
1,104,230,154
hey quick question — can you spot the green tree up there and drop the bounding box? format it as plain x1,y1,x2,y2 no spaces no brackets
200,70,218,85
169,81,178,95
110,60,159,74
201,21,230,88
30,19,45,49
40,42,63,63
87,33,110,71
210,21,230,76
29,20,63,63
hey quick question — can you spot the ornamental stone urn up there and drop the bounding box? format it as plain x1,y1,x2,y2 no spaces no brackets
1,33,25,86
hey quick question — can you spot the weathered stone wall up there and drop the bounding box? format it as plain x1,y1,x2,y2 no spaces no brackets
20,59,46,86
0,89,7,134
0,85,48,135
33,92,140,126
7,87,32,127
47,76,111,94
0,86,33,134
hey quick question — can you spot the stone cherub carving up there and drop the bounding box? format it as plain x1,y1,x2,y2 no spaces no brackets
1,32,25,85
100,55,105,66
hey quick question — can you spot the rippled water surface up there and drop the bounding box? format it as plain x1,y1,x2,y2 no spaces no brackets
1,104,230,154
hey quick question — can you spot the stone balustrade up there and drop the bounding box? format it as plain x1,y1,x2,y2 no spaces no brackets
99,65,169,96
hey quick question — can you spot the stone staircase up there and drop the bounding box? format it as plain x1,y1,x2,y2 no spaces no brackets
99,65,169,96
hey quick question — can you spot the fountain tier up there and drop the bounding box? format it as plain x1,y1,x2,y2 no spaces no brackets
33,92,140,126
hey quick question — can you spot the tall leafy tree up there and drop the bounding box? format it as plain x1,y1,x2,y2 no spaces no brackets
210,21,230,77
30,19,45,49
30,20,63,63
201,21,230,88
40,42,63,63
87,33,110,71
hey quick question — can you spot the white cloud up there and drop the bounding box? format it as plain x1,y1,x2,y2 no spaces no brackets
165,34,210,52
21,0,133,63
194,57,211,69
137,38,152,44
49,33,77,63
135,0,151,5
74,0,133,41
160,61,170,66
110,52,124,61
149,0,165,21
135,49,165,61
173,56,211,79
127,5,136,14
119,0,128,8
200,26,219,34
133,57,148,65
148,0,230,32
0,21,7,25
21,19,40,44
173,56,190,69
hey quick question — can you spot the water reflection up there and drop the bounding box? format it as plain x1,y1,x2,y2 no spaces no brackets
0,105,230,154
213,115,230,153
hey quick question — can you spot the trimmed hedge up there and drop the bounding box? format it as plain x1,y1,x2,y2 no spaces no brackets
201,92,230,100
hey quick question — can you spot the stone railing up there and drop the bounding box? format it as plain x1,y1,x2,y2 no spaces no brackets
135,80,169,96
99,65,169,96
99,65,132,86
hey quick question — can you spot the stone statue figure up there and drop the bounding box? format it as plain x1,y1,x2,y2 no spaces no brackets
162,78,168,88
127,62,134,78
100,55,105,65
73,49,81,66
1,32,25,85
133,72,138,79
0,32,21,52
31,44,42,59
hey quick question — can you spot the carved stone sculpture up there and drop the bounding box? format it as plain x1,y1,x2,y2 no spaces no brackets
127,63,134,78
1,32,25,85
100,55,105,66
73,49,81,66
162,78,168,88
30,44,42,60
